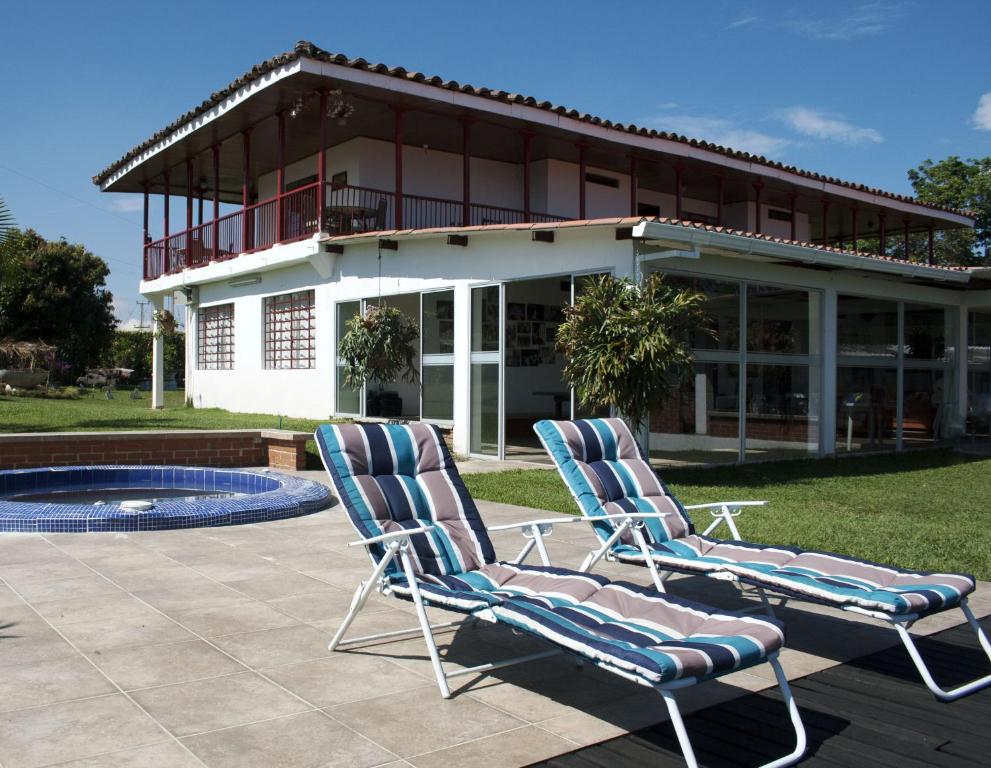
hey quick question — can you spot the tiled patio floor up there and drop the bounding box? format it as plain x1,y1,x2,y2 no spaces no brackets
1,478,988,768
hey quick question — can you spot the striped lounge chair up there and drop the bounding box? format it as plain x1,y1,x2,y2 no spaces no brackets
316,422,806,768
535,417,991,702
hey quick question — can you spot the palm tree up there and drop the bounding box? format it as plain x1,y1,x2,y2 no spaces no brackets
0,196,13,243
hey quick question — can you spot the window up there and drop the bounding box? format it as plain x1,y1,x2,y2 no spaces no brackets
197,304,234,370
421,290,455,422
335,301,361,415
767,208,793,223
264,290,316,369
585,172,619,188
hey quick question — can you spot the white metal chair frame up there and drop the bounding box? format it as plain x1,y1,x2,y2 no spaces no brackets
328,514,807,768
578,501,991,702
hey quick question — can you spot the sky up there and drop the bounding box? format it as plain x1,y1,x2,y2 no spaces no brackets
1,0,989,328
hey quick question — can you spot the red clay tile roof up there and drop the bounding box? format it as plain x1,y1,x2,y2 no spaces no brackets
323,215,970,275
94,41,972,222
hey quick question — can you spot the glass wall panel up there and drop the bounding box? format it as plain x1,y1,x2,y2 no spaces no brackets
663,274,740,351
837,296,898,358
903,304,947,361
650,362,740,465
903,369,950,444
746,285,811,354
471,285,500,352
422,365,454,421
335,301,361,415
470,363,499,455
836,366,897,452
968,310,991,437
422,290,455,355
744,364,819,459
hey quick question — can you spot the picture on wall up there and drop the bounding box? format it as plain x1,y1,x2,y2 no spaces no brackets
507,302,526,321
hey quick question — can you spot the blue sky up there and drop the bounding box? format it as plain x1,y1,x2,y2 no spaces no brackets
1,1,989,326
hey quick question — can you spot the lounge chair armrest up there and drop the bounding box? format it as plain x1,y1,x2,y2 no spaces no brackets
347,525,436,548
576,512,672,523
683,501,767,517
487,517,582,534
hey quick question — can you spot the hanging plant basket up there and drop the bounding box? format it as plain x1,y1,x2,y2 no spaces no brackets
152,309,176,337
339,304,419,389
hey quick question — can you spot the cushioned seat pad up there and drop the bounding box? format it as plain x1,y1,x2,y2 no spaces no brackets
388,561,610,611
492,581,785,684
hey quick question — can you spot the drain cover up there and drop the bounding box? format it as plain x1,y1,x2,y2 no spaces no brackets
120,500,154,512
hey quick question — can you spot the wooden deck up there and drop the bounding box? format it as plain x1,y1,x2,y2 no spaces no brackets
530,617,991,767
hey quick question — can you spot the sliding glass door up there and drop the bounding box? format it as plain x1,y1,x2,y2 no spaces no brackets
469,285,503,457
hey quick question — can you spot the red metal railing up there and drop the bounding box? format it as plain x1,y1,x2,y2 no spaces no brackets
142,181,565,279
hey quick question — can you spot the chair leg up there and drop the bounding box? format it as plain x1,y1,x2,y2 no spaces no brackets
398,546,452,699
892,599,991,701
657,655,806,768
328,542,399,651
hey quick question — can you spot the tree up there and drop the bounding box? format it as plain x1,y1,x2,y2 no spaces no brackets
555,273,707,431
0,229,117,379
907,156,991,265
103,329,185,384
339,304,419,389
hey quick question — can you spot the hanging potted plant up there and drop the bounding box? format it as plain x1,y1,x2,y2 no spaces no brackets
339,304,419,418
152,308,177,338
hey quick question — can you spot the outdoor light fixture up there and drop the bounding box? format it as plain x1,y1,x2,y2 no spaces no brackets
228,274,262,287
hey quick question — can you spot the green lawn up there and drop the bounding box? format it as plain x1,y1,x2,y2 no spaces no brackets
2,391,988,578
0,390,330,467
464,451,991,580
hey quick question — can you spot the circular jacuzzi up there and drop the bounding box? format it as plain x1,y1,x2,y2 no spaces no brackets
0,466,332,533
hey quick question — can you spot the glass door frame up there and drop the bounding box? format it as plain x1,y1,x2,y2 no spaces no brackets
468,282,505,460
419,287,455,427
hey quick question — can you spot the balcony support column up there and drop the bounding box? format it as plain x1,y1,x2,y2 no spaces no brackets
629,156,638,216
212,144,220,261
850,206,858,252
317,90,327,232
461,119,471,226
393,107,404,229
673,163,684,220
820,198,830,247
928,222,935,265
753,181,763,234
878,212,886,257
242,128,252,251
276,110,286,241
142,185,150,244
789,191,798,241
163,169,170,242
185,159,194,269
577,143,587,219
521,130,533,220
904,218,911,260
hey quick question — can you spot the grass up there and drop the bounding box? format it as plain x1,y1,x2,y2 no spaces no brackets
3,391,988,578
0,390,330,467
463,450,991,580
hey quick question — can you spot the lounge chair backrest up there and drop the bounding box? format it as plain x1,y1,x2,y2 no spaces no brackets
316,422,496,577
535,418,694,545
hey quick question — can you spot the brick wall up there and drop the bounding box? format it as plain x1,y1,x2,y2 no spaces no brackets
0,430,309,471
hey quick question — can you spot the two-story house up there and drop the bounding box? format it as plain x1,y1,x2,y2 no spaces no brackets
94,41,990,465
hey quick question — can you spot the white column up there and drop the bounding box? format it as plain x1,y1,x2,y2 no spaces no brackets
820,287,838,455
451,282,471,456
184,291,197,407
150,294,165,409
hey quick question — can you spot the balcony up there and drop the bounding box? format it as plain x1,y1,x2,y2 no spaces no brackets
142,182,567,280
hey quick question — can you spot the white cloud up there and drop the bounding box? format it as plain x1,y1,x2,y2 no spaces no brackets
648,114,790,158
973,92,991,131
789,2,905,41
108,196,145,213
727,15,759,30
777,106,884,145
655,101,680,110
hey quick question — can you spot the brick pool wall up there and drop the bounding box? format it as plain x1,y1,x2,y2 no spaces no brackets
0,430,309,471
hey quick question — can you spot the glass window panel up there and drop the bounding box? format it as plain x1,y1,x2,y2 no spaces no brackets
335,301,360,414
471,286,500,352
746,285,810,354
836,366,897,452
837,296,898,358
744,364,818,458
904,369,951,444
422,365,454,421
470,363,499,455
903,304,947,361
662,274,740,351
422,290,455,355
649,362,740,465
968,311,991,436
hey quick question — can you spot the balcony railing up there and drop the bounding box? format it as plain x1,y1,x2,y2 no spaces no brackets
143,182,567,279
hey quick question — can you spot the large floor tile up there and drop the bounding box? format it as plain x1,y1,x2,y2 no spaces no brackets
171,599,299,637
222,571,332,601
4,574,122,604
181,710,394,768
263,654,431,708
211,623,333,668
408,725,575,767
0,694,165,768
88,638,247,690
329,686,524,758
0,654,116,713
56,609,195,652
0,605,79,665
130,672,309,737
48,740,204,767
